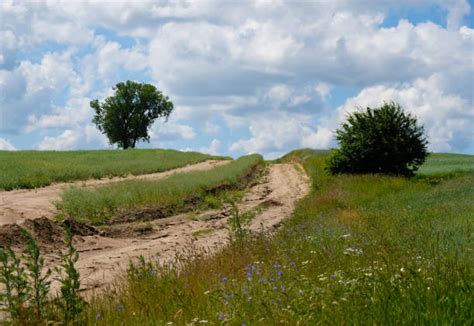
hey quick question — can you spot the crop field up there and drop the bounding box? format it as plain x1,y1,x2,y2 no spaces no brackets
0,149,225,190
56,154,263,224
417,152,474,176
69,150,472,324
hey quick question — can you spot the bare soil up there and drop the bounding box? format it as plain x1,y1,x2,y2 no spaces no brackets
0,160,229,226
0,162,310,294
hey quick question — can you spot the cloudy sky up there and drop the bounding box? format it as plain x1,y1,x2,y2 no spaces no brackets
1,0,473,158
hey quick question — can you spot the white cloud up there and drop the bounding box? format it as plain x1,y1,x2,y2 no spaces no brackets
199,138,221,155
204,122,221,134
230,111,331,158
1,1,473,155
37,130,80,150
150,121,196,144
0,138,16,150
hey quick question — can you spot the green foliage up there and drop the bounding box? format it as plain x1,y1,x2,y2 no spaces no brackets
57,154,263,224
327,102,428,176
0,149,224,190
54,227,83,324
0,246,29,320
21,229,51,321
91,80,173,149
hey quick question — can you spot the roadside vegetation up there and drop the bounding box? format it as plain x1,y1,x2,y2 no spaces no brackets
1,150,472,324
0,149,225,190
56,154,263,225
61,150,473,324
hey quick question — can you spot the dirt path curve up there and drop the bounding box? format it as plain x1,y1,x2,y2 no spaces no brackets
65,163,310,292
0,160,230,226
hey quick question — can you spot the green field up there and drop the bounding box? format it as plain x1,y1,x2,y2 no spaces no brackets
56,154,263,224
72,150,472,324
0,149,225,190
418,152,474,176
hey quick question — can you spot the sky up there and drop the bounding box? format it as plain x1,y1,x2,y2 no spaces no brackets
0,0,473,158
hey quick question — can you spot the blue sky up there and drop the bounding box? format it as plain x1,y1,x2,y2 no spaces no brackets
1,0,473,158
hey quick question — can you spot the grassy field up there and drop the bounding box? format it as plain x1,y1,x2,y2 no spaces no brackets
417,152,474,176
65,149,472,325
56,154,263,224
0,149,225,190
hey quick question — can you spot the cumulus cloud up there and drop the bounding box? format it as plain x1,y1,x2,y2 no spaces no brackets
37,129,80,150
0,0,472,156
200,139,221,155
0,138,16,150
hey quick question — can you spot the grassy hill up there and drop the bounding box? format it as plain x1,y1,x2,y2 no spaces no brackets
0,149,226,190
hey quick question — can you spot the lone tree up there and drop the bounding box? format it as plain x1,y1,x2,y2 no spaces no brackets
327,101,428,176
90,80,173,149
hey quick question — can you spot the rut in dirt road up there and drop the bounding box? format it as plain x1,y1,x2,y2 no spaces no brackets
0,160,230,226
66,163,310,292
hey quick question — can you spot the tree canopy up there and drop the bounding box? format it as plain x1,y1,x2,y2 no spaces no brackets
327,101,428,176
90,81,173,149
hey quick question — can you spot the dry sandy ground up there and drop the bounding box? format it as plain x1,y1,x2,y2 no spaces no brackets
0,162,309,294
0,160,229,226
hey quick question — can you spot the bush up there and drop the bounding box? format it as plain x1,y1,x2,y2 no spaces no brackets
327,102,428,176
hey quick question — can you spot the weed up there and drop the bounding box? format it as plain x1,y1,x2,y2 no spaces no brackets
21,229,51,321
0,246,29,320
54,227,83,324
227,202,254,244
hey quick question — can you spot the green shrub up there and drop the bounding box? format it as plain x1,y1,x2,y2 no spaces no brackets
327,101,428,176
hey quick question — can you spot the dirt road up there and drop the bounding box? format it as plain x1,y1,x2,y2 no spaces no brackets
0,162,310,293
70,163,309,292
0,160,229,226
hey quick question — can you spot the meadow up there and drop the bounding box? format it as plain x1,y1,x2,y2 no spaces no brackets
56,154,263,224
73,150,473,324
0,149,224,190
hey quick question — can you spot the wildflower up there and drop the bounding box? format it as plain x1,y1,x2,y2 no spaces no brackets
289,261,296,267
274,264,281,269
277,270,283,279
217,313,223,321
96,313,102,319
280,285,285,293
116,304,124,311
258,277,265,283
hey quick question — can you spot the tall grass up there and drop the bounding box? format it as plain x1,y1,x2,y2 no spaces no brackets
0,149,225,190
56,154,263,224
69,149,472,325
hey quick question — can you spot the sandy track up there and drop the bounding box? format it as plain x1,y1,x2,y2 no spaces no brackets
65,163,310,292
0,160,229,226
